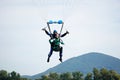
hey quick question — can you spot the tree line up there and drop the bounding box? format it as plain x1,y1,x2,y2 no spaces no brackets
36,68,120,80
0,70,28,80
0,68,120,80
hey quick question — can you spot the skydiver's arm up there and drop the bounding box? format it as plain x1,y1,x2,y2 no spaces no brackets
60,31,69,37
45,30,53,38
42,28,51,36
45,30,50,36
60,33,67,37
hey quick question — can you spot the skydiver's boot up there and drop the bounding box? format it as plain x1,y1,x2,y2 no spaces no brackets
59,57,62,62
47,57,50,62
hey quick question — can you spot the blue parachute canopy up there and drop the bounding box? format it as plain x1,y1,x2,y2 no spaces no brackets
48,20,63,24
58,20,63,24
48,20,53,24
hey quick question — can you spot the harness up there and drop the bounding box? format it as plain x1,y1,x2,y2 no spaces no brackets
49,38,64,51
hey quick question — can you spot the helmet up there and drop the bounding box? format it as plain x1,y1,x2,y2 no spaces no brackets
53,30,57,34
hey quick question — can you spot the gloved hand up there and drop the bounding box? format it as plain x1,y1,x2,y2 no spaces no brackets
49,39,55,43
66,31,69,34
42,28,46,31
61,42,64,45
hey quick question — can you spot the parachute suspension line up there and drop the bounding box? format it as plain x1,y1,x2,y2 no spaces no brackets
59,23,64,37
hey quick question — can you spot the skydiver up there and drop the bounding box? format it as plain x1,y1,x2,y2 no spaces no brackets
42,28,69,62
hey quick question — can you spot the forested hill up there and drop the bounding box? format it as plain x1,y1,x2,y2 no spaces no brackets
28,52,120,79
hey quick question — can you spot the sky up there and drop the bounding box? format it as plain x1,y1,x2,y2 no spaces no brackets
0,0,120,75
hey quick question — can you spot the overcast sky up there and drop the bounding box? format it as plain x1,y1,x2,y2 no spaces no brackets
0,0,120,75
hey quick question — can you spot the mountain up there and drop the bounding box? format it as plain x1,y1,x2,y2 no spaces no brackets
24,52,120,79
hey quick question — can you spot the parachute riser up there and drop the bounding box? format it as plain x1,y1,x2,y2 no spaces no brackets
59,22,64,37
47,20,64,39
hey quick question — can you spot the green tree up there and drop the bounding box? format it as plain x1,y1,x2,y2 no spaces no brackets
10,71,21,80
0,70,8,80
72,71,83,80
60,72,72,80
0,70,29,80
48,72,60,80
84,73,92,80
93,68,101,80
100,68,111,80
108,70,120,80
93,68,120,80
37,75,49,80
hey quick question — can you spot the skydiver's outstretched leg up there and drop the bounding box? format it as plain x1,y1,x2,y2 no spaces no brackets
59,47,63,62
47,47,53,62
